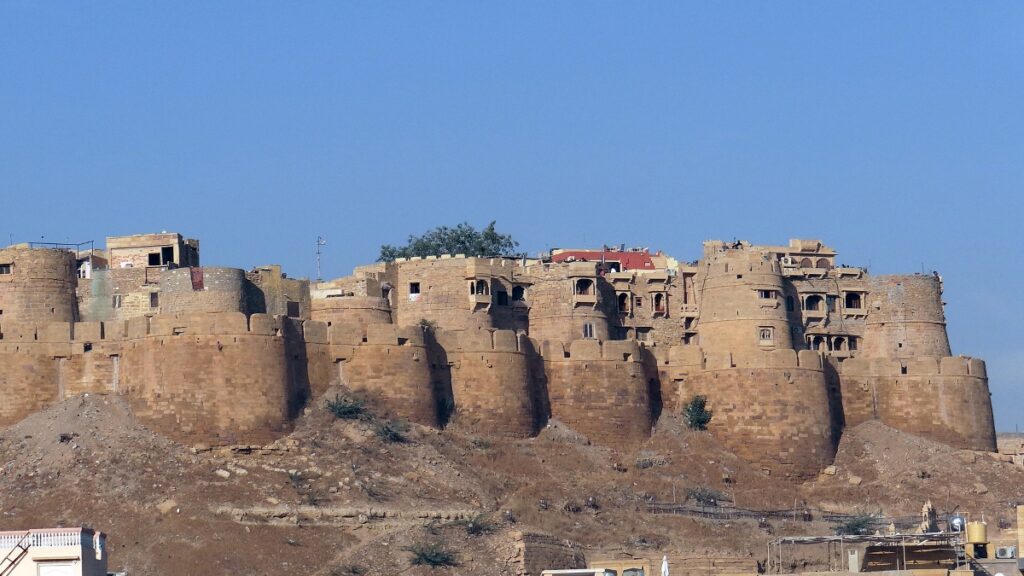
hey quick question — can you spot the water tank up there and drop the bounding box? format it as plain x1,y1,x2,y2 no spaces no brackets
966,521,988,544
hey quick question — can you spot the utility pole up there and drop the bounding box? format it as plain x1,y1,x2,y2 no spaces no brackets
315,236,327,282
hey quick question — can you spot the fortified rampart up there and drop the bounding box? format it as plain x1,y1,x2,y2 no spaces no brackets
449,329,537,437
667,346,835,480
0,235,999,482
839,355,995,451
543,339,653,450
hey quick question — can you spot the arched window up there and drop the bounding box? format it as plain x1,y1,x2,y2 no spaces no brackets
654,293,666,313
834,337,847,351
816,258,831,269
475,279,489,295
512,286,525,301
845,292,862,309
804,294,823,311
810,335,825,351
800,258,813,268
575,279,594,295
617,292,629,312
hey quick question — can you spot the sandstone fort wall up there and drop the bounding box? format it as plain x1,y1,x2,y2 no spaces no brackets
667,346,835,480
839,356,995,451
543,339,652,449
340,323,440,427
449,329,537,437
159,267,248,315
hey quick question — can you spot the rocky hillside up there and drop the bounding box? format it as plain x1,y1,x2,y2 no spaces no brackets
0,390,1021,575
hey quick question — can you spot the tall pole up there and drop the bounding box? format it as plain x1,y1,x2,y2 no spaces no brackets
316,236,327,282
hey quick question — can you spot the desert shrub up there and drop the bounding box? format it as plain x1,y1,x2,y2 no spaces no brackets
835,513,878,535
562,500,582,513
376,420,410,443
405,542,458,567
461,513,498,536
684,395,713,430
686,486,724,506
325,395,367,420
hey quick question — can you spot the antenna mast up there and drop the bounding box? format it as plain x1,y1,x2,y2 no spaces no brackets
315,236,327,282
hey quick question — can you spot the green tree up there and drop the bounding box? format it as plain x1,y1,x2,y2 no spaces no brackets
684,395,713,430
378,221,519,262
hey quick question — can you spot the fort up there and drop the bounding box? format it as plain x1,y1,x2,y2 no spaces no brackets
0,234,996,480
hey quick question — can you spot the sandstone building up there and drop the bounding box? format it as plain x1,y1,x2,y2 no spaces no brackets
0,234,996,479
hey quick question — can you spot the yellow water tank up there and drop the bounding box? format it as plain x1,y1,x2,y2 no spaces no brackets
966,521,988,544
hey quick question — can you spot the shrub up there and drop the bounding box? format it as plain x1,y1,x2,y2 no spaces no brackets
325,395,367,420
375,420,410,443
686,486,724,506
835,513,878,535
684,395,713,430
462,513,498,536
405,542,458,567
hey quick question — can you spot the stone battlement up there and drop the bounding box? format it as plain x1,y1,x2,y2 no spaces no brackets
665,345,824,371
841,355,986,378
541,338,643,362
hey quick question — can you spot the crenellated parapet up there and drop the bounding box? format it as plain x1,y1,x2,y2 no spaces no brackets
542,339,653,450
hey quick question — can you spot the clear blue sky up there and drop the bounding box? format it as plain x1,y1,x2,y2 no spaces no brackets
2,2,1021,430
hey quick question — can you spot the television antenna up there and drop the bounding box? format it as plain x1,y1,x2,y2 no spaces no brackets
315,236,327,282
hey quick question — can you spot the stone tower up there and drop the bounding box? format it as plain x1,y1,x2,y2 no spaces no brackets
861,274,951,359
696,242,794,355
0,246,78,323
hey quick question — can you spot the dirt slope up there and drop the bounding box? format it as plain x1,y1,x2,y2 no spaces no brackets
0,392,1020,575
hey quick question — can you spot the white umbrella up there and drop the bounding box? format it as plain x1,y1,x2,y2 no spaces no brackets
661,555,670,576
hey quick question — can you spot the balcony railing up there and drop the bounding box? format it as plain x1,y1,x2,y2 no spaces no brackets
0,528,103,549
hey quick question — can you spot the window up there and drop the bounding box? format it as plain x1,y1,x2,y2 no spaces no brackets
409,282,420,295
617,292,629,312
636,328,650,342
148,252,161,266
826,295,837,313
758,289,775,300
575,278,594,295
475,279,489,295
845,292,862,309
512,286,525,301
161,246,174,264
654,293,666,313
0,263,11,275
112,295,123,309
804,295,823,311
816,258,831,269
286,301,300,317
759,326,774,345
634,296,643,308
800,257,813,268
583,323,595,339
496,290,509,306
149,292,159,308
848,337,858,351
